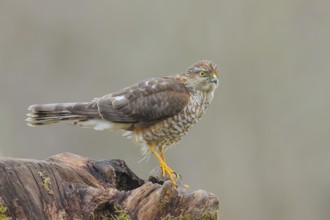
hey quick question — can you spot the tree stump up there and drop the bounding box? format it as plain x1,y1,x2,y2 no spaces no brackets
0,153,219,220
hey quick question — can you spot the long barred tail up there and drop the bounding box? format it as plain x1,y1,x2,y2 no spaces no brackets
26,102,97,126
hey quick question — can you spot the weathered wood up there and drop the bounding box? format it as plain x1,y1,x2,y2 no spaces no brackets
0,153,219,220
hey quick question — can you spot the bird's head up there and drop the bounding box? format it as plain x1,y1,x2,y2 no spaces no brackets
185,60,219,92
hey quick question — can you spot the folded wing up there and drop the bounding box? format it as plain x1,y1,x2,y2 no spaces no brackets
97,77,190,125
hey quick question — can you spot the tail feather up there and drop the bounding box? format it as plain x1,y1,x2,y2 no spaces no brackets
26,102,95,126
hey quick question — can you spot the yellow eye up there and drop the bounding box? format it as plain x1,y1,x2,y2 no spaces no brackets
199,72,206,77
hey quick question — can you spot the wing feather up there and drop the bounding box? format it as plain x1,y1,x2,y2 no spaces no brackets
97,77,190,124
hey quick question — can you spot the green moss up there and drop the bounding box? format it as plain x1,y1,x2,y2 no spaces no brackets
200,211,218,220
161,211,218,220
38,171,54,195
110,207,130,220
0,203,11,220
161,215,189,220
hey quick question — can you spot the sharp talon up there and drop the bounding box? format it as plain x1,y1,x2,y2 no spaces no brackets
173,172,182,179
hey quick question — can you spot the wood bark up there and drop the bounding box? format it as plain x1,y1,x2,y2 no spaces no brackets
0,153,219,220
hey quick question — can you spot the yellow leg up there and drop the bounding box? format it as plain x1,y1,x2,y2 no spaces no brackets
159,146,165,162
149,144,176,185
158,146,174,176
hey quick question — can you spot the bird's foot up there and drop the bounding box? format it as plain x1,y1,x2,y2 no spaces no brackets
159,163,191,188
159,161,176,186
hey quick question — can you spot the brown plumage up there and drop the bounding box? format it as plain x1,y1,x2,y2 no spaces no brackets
26,60,219,185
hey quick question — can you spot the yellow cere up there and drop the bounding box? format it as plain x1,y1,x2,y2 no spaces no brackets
212,73,217,78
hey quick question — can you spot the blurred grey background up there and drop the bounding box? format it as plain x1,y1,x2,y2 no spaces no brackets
1,1,329,220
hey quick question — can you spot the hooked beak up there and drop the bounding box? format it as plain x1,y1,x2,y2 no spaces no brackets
210,73,218,84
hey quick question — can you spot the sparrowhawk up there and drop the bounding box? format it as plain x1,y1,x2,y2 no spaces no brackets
26,60,219,185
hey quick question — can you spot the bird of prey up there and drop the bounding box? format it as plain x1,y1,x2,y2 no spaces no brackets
26,60,219,186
